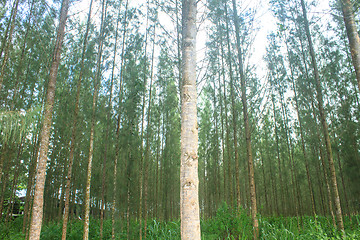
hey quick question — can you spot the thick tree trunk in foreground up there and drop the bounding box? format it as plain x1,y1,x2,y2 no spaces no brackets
300,0,344,233
28,0,69,239
341,0,360,92
180,0,201,239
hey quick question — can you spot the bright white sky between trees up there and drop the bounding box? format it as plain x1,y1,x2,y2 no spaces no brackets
70,0,333,83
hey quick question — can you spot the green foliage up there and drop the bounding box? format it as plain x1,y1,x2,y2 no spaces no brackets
0,217,24,240
1,214,359,239
202,202,253,240
0,107,41,144
146,219,180,239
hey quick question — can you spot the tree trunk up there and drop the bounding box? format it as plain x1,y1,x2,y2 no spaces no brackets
143,25,156,239
341,0,360,92
28,0,70,238
111,1,128,239
61,1,93,239
223,2,241,209
230,0,258,237
271,95,285,215
219,40,233,206
139,3,150,238
5,142,23,225
300,0,344,232
100,4,121,239
83,1,107,239
12,0,35,110
259,148,269,215
0,0,20,91
311,100,336,227
23,133,39,236
180,0,201,239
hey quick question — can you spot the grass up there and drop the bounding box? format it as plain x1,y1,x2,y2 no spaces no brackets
1,206,359,239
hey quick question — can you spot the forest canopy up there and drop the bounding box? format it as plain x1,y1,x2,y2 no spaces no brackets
0,0,359,239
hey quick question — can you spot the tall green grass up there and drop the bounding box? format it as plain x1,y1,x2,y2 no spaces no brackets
1,208,359,239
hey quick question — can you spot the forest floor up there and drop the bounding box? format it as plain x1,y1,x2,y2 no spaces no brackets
1,204,359,239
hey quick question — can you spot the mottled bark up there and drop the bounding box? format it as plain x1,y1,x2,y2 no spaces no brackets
180,0,201,239
28,0,70,238
300,0,344,233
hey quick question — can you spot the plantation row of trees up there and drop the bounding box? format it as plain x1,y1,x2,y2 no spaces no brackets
0,0,359,239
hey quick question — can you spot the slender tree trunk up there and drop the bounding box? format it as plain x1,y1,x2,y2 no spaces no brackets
28,0,70,238
230,1,258,236
0,0,20,91
219,41,233,205
271,95,285,215
259,148,269,215
61,1,93,239
180,0,201,239
336,150,351,219
82,1,107,239
143,26,156,239
310,100,336,227
139,4,150,238
23,133,40,235
155,124,160,218
100,5,121,239
57,169,66,220
5,142,23,225
12,0,35,110
279,94,299,218
223,2,241,209
0,149,11,219
341,0,360,92
111,1,128,239
313,145,327,216
300,0,344,232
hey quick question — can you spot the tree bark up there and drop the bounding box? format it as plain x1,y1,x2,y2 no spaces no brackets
219,40,233,206
223,2,241,209
0,0,20,91
341,0,360,92
82,1,107,239
28,0,70,238
180,0,201,239
111,1,128,239
300,0,344,233
100,4,121,239
143,25,156,239
230,0,258,237
61,2,93,240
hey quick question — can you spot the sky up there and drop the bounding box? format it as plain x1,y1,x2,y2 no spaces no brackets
69,0,333,84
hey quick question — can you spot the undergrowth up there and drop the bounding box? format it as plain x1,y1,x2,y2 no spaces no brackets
0,205,359,239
